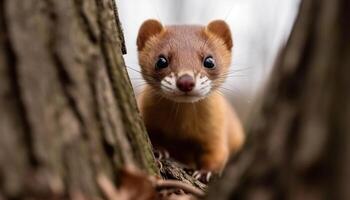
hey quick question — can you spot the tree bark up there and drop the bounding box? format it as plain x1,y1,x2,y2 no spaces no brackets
207,0,350,199
0,0,157,199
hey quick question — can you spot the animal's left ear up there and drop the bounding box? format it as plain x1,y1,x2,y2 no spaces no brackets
206,20,233,50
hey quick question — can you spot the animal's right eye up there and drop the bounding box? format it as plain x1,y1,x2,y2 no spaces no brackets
203,56,216,69
155,55,169,69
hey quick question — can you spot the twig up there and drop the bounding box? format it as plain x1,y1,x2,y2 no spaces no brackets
155,179,205,197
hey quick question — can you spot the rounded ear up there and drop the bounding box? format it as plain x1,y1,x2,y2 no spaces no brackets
206,20,233,50
137,19,163,51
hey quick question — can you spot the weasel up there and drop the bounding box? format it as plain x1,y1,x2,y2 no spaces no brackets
136,19,245,172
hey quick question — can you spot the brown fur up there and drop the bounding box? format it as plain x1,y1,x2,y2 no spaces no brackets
136,19,245,171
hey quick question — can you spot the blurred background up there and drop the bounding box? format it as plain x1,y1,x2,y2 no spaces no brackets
118,0,300,121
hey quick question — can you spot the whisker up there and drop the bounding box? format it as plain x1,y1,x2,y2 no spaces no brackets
126,66,144,75
218,86,242,95
131,78,160,86
217,72,248,77
154,91,165,105
213,90,227,99
126,66,154,78
135,86,163,101
222,70,250,76
133,83,147,87
219,75,249,79
133,83,148,89
161,84,173,91
211,80,243,94
227,66,253,72
200,85,210,91
224,76,248,79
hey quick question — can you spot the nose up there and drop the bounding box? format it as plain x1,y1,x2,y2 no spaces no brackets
176,74,195,92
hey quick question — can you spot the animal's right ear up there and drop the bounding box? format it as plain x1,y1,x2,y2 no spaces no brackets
137,19,163,51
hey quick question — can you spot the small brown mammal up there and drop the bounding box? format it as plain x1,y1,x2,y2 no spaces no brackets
136,19,245,172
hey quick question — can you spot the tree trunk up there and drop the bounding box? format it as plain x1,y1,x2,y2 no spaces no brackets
207,0,350,199
0,0,157,199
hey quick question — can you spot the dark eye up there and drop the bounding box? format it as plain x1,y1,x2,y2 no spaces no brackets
203,56,215,69
155,55,169,69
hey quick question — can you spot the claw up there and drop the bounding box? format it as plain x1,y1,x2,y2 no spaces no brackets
154,148,170,160
192,170,212,183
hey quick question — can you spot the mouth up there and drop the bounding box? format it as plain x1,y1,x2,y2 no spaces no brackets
159,72,212,103
161,80,211,103
164,92,207,103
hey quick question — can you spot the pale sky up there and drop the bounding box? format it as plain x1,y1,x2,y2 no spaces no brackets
117,0,300,120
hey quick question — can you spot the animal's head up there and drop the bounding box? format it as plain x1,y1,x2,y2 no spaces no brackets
137,19,233,103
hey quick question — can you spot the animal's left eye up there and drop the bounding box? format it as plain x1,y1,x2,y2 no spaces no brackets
203,56,216,69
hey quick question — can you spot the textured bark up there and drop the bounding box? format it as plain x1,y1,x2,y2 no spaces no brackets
0,0,157,199
207,0,350,199
159,159,207,192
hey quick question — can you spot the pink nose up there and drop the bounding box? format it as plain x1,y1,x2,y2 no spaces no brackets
176,75,195,92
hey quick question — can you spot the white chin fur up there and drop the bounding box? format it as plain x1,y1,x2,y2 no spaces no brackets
164,95,206,103
160,72,212,103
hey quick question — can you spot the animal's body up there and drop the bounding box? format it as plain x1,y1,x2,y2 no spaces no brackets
136,19,245,171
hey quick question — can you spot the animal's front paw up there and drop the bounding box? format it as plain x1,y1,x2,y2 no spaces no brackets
192,170,213,184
